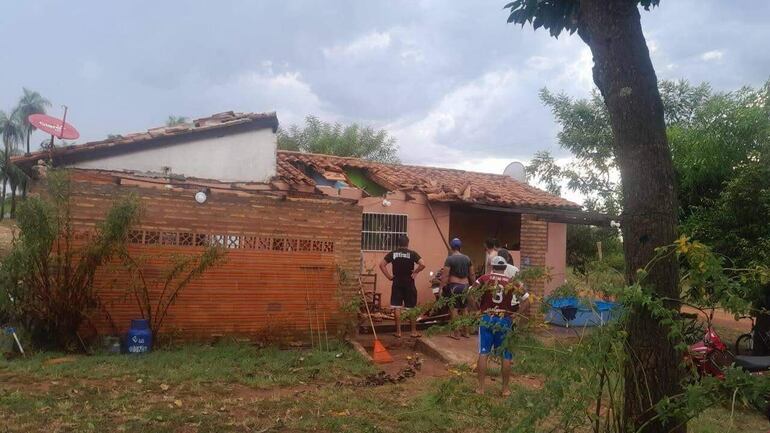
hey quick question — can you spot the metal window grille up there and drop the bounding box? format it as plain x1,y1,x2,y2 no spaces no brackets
361,213,407,251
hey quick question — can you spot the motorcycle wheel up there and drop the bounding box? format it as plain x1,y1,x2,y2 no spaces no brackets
736,333,754,356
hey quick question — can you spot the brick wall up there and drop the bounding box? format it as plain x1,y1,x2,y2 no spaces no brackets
519,213,548,301
38,171,362,341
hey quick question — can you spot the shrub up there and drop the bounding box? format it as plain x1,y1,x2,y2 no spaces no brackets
0,170,139,350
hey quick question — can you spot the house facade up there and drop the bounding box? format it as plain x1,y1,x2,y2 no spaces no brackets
276,151,586,306
14,112,361,340
14,110,597,339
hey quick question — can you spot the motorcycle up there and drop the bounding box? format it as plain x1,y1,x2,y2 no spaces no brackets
686,308,770,420
687,308,770,378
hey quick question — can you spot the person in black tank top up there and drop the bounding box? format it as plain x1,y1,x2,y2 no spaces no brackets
379,235,425,338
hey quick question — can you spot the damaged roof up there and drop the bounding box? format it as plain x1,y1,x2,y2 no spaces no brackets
278,151,580,210
12,111,278,167
11,109,579,211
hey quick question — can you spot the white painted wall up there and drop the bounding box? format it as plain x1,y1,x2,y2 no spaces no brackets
71,128,277,182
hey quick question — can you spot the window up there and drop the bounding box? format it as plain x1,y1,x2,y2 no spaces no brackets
361,213,407,251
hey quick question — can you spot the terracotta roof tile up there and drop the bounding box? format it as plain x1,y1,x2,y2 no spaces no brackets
277,151,579,210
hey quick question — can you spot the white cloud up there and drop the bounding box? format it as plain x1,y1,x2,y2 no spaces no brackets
700,50,724,61
525,56,557,71
323,31,392,58
205,67,329,126
559,47,594,94
389,69,523,165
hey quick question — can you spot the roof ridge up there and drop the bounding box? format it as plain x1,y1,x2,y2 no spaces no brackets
14,111,278,166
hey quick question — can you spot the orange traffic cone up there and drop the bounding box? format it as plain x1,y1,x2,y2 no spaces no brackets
372,339,393,364
360,284,393,364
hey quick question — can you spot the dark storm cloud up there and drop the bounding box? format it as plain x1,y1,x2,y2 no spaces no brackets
1,0,768,168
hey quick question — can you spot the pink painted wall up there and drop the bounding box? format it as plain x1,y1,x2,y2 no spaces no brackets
545,222,567,294
358,192,450,306
315,185,567,305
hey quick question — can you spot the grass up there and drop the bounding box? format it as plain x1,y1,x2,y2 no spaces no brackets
2,339,769,432
2,341,374,387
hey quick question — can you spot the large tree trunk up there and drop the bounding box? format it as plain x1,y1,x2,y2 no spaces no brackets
578,1,682,432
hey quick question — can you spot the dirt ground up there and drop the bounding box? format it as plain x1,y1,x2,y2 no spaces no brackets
0,220,16,256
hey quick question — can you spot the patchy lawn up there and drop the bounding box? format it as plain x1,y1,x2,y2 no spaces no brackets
1,340,767,433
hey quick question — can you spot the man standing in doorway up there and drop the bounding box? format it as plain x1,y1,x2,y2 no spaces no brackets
379,235,426,338
441,238,474,339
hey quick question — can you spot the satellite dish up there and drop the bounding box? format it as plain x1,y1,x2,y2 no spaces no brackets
28,113,80,140
503,161,527,183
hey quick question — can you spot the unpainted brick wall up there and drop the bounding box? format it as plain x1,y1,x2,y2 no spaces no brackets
33,173,362,341
519,214,549,302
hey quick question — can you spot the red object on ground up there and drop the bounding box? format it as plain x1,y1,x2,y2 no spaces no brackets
27,114,80,140
372,339,393,364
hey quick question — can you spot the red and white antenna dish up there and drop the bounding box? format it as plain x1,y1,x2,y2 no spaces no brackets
28,113,80,140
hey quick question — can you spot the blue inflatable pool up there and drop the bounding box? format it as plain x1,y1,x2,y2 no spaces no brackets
545,297,619,327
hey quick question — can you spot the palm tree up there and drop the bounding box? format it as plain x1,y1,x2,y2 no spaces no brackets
16,88,51,155
0,111,23,220
166,115,188,126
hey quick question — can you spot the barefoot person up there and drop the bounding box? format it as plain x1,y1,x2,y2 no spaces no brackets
379,235,426,338
474,256,530,396
440,238,474,339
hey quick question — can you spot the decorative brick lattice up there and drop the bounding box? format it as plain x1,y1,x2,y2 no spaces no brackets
299,239,312,251
145,231,160,245
242,236,257,249
257,238,272,251
121,229,334,254
179,232,194,246
194,233,208,246
161,232,177,245
128,230,143,244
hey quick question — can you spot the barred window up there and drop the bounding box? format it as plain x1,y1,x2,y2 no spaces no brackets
362,213,407,251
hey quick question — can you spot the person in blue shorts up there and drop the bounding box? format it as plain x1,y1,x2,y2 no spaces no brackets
473,256,530,396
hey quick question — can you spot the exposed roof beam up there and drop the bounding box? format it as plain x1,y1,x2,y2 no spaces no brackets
469,204,613,227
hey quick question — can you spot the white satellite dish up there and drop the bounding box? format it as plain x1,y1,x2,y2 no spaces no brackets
503,161,527,183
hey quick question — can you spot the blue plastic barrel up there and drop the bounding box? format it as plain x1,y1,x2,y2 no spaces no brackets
126,319,152,354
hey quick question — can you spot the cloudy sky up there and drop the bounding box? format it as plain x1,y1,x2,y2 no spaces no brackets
2,1,769,191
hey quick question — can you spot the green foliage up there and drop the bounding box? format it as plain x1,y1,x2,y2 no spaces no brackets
530,80,770,302
16,88,51,154
566,224,624,274
529,89,620,215
164,115,188,126
669,82,770,212
277,115,399,163
0,170,140,350
501,238,769,432
121,246,227,338
504,0,660,38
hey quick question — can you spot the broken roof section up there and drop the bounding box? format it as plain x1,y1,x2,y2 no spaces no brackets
277,151,580,210
12,111,278,167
